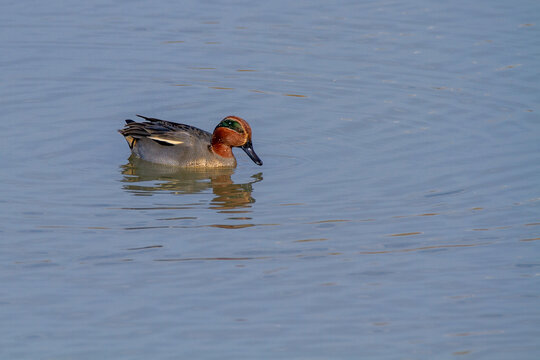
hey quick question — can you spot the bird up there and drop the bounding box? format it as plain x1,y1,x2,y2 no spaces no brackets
118,115,262,167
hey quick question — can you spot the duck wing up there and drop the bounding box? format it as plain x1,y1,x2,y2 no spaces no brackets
119,115,212,147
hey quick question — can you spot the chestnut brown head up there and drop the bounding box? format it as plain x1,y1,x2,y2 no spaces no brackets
212,116,262,166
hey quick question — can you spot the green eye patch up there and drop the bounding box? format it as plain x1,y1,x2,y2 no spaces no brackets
216,119,244,133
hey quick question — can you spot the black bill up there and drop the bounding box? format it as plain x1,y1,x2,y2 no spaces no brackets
241,141,263,166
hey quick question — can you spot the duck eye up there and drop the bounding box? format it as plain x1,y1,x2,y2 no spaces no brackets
218,119,244,133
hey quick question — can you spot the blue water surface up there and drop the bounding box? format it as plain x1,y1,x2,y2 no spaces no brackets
1,0,539,359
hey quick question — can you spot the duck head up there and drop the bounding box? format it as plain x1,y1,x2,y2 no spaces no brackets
211,116,263,166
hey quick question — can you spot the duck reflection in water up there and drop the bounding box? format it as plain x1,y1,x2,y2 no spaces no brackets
120,156,262,210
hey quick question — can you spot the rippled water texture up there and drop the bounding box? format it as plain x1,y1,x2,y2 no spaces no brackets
1,0,539,359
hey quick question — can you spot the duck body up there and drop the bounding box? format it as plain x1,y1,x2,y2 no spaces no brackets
119,115,262,168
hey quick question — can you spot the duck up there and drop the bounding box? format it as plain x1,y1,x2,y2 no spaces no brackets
119,115,262,167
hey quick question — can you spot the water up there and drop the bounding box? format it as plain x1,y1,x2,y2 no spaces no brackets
1,0,539,358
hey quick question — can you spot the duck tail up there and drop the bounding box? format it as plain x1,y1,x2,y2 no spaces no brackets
136,114,161,122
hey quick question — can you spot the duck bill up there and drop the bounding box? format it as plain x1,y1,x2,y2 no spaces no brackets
241,141,263,166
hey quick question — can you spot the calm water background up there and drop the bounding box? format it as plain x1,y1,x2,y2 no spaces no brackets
1,0,539,359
